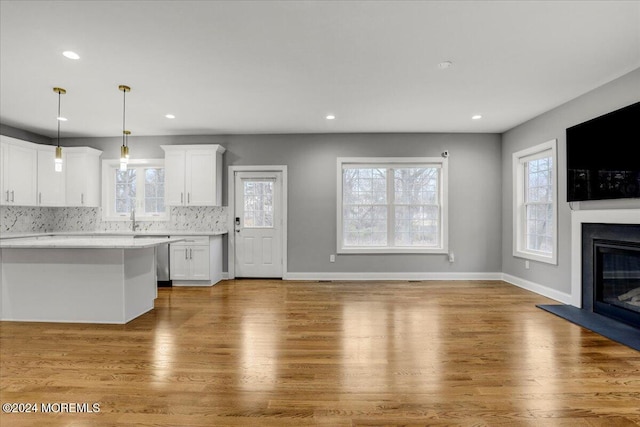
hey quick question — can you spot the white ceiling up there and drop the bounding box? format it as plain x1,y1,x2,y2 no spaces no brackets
1,1,639,138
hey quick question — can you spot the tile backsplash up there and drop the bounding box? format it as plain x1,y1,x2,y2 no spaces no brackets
0,206,56,234
1,205,227,234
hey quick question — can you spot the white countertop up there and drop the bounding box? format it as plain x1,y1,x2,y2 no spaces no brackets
0,230,227,240
0,236,186,249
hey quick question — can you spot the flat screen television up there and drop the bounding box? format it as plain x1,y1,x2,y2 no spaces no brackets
566,101,640,202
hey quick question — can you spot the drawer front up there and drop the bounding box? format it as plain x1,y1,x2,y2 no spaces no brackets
170,236,209,245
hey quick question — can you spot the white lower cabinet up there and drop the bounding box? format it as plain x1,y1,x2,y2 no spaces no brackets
169,235,223,285
170,239,209,280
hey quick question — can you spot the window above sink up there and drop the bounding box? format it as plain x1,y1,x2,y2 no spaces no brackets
102,159,168,222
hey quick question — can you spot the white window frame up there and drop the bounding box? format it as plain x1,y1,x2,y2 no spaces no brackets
512,139,558,265
101,159,168,222
337,157,448,254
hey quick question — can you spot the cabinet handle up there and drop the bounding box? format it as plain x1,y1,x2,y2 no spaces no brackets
10,190,14,202
5,190,8,202
81,193,84,205
39,192,42,205
187,192,190,204
185,248,188,260
189,248,192,259
181,192,184,204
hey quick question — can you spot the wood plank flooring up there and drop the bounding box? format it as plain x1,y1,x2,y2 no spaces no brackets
1,280,639,426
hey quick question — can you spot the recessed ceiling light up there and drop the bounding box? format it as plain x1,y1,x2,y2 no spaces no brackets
326,114,336,120
472,114,482,120
165,114,175,119
57,116,67,121
437,61,453,69
62,51,80,60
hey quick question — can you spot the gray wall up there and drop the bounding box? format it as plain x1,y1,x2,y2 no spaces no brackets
8,65,638,279
501,68,640,294
0,124,51,145
64,132,503,274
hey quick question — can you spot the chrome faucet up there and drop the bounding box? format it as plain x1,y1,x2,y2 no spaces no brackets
131,208,140,231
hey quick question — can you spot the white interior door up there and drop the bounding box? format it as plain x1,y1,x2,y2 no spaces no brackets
234,171,283,278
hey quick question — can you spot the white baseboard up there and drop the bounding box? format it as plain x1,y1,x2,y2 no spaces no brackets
501,273,572,304
283,272,503,281
172,280,214,287
223,271,572,304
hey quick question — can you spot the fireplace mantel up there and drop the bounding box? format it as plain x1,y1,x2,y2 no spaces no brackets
571,209,640,308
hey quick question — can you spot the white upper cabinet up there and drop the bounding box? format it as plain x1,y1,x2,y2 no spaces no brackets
0,136,101,208
0,136,38,206
161,145,225,206
37,145,66,206
163,148,186,206
65,147,102,207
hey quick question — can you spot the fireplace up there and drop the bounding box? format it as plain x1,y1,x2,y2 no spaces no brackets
582,223,640,329
538,210,640,350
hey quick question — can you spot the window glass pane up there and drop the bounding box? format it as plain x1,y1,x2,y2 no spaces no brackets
525,203,553,253
524,155,553,254
145,199,157,213
343,205,387,246
145,184,156,197
392,168,440,247
115,169,136,214
143,167,165,214
394,167,439,205
145,168,157,183
243,180,274,228
526,157,553,204
394,205,439,247
343,168,387,205
343,168,389,246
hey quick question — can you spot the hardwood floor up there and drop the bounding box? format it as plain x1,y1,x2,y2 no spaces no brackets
1,280,639,426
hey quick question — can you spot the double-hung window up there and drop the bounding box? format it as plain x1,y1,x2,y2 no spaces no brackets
513,140,557,264
102,159,167,221
337,157,448,254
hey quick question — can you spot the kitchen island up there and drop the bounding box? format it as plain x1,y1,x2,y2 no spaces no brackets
0,236,185,324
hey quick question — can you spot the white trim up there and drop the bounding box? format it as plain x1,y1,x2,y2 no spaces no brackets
337,156,448,254
501,273,572,304
512,139,558,265
570,209,640,308
228,165,288,280
283,272,502,281
338,157,444,166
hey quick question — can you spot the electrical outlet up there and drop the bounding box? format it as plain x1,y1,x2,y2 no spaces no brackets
448,252,455,263
525,260,530,269
329,254,335,263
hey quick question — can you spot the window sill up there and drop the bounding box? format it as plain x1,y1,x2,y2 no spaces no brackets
513,250,557,265
338,247,448,255
102,215,168,223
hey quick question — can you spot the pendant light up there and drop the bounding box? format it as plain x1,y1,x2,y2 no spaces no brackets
53,87,66,172
119,84,131,171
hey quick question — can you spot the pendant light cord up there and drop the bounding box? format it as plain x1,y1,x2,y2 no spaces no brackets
122,88,127,148
57,91,61,148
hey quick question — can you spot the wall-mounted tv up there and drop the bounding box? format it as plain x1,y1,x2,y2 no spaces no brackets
566,101,640,202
